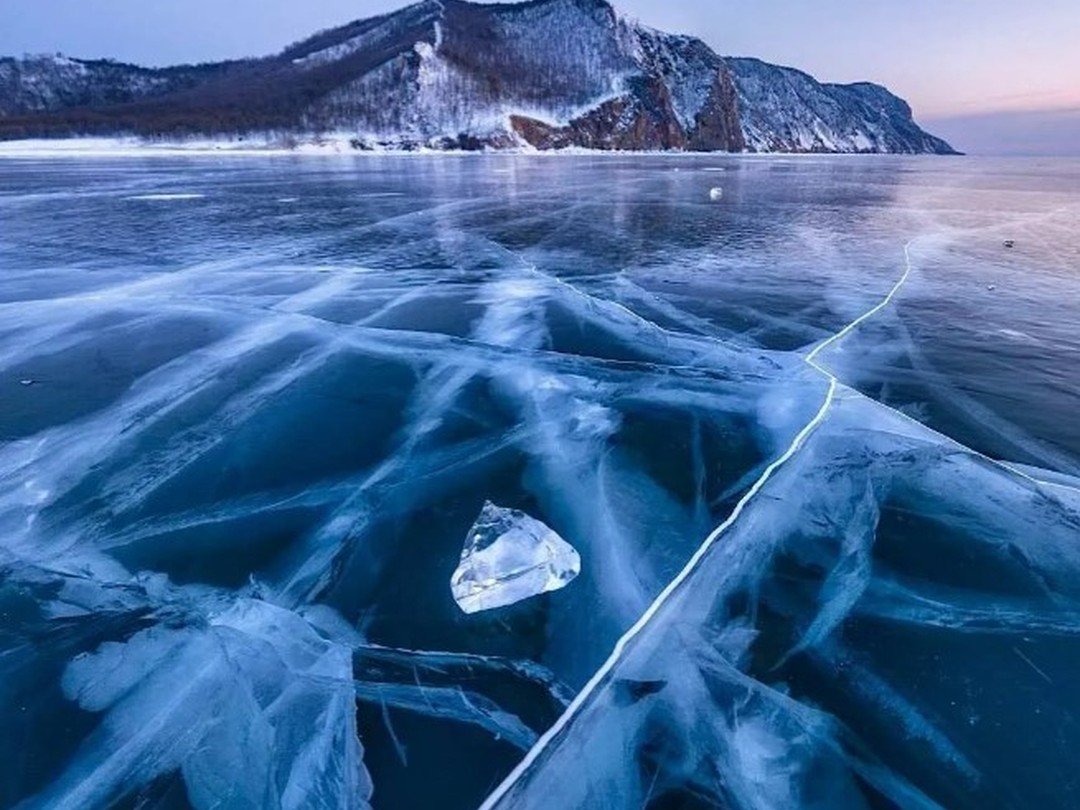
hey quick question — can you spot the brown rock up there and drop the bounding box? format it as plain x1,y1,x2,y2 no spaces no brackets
688,68,746,152
511,77,689,151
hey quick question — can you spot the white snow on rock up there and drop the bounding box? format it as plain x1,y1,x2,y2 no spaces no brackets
726,57,954,154
451,501,581,614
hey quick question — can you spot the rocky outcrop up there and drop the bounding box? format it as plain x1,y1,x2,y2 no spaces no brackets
727,57,957,154
511,77,688,151
687,70,745,152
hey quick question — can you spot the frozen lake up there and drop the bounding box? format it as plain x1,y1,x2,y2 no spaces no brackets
1,154,1079,809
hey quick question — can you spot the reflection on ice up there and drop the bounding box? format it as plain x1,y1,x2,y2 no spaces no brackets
451,501,581,615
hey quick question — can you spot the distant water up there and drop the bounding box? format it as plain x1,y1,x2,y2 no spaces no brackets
1,154,1078,810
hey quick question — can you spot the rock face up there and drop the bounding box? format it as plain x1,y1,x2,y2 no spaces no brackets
0,0,955,154
727,58,957,154
291,0,748,152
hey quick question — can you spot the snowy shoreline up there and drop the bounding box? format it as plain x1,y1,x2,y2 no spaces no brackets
0,136,952,160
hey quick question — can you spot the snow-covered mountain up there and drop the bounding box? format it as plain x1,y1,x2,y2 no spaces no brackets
0,56,238,118
0,0,956,154
727,58,956,154
286,0,744,151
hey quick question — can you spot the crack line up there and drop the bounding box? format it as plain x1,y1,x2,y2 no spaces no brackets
479,242,921,809
481,235,1074,808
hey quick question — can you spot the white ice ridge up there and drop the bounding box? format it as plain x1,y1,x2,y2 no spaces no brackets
806,243,1071,495
124,193,206,201
451,501,581,614
480,240,922,809
804,240,915,374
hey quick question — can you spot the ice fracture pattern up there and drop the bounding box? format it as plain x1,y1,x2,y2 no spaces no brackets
1,154,1079,810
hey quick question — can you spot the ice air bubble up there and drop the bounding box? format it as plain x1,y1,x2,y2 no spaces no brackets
451,502,581,614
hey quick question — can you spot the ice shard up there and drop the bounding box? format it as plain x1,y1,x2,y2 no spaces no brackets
451,502,581,614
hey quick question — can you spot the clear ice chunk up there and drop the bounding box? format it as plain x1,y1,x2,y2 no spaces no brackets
451,502,581,614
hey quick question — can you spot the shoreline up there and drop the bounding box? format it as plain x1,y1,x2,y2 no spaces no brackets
0,136,964,160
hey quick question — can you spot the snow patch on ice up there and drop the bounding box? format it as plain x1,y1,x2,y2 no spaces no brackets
125,193,205,201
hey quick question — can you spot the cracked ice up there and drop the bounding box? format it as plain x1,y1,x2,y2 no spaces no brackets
1,155,1079,810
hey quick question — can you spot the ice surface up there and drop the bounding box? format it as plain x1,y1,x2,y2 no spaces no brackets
451,501,581,614
9,580,374,810
481,393,1080,810
124,193,206,201
1,155,1079,810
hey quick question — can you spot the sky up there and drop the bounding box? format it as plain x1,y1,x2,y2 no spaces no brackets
1,0,1078,154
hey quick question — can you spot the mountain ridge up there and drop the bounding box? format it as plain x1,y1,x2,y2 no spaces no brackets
0,0,957,154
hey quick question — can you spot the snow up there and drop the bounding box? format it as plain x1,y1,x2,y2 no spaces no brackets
0,134,867,159
630,26,722,131
451,501,581,614
0,134,365,157
0,54,176,117
727,57,953,154
291,5,440,70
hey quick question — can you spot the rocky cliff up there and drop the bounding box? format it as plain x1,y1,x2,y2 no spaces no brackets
728,57,956,154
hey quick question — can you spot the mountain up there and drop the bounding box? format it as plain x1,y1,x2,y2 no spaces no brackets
727,58,956,154
0,55,240,118
0,0,956,154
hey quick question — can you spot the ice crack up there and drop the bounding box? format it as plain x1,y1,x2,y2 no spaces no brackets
480,239,923,809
